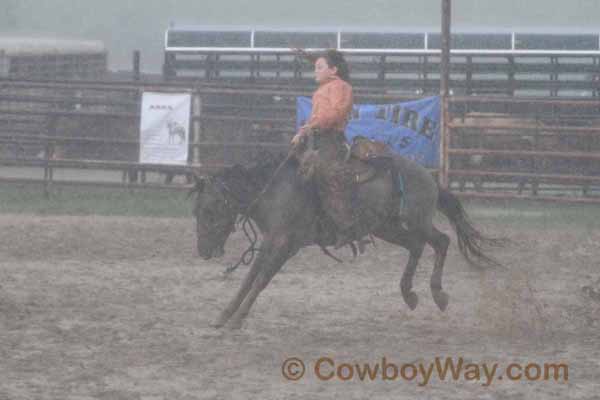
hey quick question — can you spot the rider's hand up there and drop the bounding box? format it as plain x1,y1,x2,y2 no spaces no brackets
291,126,310,146
291,132,305,146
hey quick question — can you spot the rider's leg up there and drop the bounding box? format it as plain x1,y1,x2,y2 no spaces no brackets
319,159,360,249
307,131,363,249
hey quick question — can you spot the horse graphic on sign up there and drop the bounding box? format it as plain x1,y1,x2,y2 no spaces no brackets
166,119,186,145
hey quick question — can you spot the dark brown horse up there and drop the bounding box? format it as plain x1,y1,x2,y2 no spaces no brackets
191,152,504,329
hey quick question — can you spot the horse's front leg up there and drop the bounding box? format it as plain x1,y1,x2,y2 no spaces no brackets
210,255,263,328
227,233,298,329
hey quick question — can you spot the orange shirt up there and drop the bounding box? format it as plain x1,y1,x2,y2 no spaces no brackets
306,76,353,132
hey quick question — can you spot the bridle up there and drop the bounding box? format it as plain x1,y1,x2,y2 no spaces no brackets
195,177,235,230
195,175,261,275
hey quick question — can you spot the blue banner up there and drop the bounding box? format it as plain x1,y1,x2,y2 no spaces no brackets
296,96,440,167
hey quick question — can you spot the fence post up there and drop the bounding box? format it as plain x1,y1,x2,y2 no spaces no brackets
43,144,50,198
438,0,452,188
550,56,559,97
163,53,175,80
422,55,429,95
378,55,386,82
43,116,57,198
276,54,281,79
191,90,202,165
293,55,301,80
440,96,450,188
465,56,472,95
133,50,141,81
204,55,212,80
250,54,256,80
507,55,516,96
0,50,8,78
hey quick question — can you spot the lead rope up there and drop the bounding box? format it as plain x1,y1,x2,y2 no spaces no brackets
223,214,259,276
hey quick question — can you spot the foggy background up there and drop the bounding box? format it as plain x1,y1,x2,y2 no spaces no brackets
1,0,599,73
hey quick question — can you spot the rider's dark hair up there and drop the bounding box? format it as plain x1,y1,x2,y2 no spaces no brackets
293,48,350,82
320,49,350,82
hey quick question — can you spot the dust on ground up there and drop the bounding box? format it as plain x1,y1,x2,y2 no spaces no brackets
0,214,599,399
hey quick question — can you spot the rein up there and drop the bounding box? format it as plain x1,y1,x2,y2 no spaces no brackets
213,174,263,276
223,151,297,275
223,214,259,275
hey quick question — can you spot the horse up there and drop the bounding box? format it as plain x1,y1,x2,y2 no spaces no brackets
167,120,186,145
190,149,505,329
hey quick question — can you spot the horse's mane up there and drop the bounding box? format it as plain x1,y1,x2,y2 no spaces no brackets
245,151,288,184
205,151,289,204
189,151,290,201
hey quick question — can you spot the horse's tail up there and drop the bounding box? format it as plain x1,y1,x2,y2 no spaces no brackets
437,187,507,268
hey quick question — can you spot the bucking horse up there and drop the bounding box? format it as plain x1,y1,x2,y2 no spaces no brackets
190,146,506,329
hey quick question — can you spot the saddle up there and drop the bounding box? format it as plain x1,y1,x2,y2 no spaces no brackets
348,136,404,212
347,136,395,184
348,135,394,162
295,134,397,185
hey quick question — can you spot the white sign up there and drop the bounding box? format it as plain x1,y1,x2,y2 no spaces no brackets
139,92,191,164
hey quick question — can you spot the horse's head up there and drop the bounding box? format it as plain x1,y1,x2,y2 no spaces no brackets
189,155,287,260
190,174,239,260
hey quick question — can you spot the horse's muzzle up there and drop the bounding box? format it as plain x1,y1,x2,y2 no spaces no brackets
198,244,225,260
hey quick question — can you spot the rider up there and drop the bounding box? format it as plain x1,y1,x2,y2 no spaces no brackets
291,49,358,249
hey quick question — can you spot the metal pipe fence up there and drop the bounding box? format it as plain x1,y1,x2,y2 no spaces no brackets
2,77,600,203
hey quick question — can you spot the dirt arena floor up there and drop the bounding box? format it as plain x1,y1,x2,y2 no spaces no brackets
0,213,599,399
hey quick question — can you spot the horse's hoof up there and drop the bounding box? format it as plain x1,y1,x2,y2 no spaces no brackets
210,313,230,329
433,290,449,311
227,319,244,330
209,319,226,329
402,291,419,310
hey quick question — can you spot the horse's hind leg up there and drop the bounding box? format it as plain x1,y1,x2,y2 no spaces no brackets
401,241,425,310
374,225,425,310
427,226,450,311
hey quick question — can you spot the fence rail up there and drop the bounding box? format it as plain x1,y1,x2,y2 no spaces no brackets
0,77,291,195
1,77,600,203
163,50,600,97
445,95,600,203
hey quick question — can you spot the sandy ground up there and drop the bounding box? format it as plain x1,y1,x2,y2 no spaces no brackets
0,213,599,399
